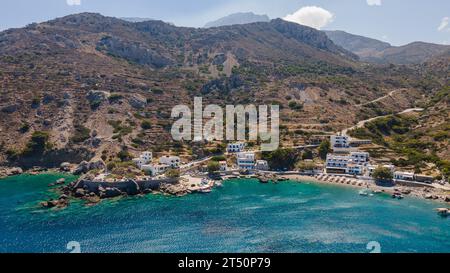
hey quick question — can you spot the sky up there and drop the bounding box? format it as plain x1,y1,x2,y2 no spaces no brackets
0,0,449,46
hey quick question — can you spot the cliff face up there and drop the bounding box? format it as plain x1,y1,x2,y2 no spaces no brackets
0,13,447,167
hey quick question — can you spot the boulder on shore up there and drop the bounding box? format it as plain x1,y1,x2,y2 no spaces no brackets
99,187,123,199
73,160,105,175
60,162,71,172
74,188,86,198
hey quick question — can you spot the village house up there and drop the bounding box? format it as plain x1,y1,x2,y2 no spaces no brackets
142,163,170,176
227,142,245,153
219,161,228,172
349,152,370,164
132,151,153,169
159,156,181,169
331,135,349,149
393,171,415,181
237,152,256,170
255,160,269,171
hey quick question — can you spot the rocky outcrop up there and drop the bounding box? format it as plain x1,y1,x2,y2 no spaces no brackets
98,186,123,198
1,104,18,113
86,90,110,106
60,162,71,172
128,94,147,109
72,160,105,175
0,167,23,178
96,36,173,68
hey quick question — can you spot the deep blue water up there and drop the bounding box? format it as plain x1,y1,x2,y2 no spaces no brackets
0,174,449,253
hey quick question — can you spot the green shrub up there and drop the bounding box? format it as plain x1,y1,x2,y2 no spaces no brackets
141,120,152,130
22,131,51,156
71,125,91,143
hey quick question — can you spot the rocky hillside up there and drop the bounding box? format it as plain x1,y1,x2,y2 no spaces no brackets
325,30,450,64
0,13,447,168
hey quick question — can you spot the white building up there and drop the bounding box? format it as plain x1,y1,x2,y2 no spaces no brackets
159,156,181,169
331,135,349,149
255,160,269,171
347,164,364,175
394,171,415,181
132,151,153,169
326,153,371,175
227,142,245,153
140,151,153,162
350,152,370,164
141,164,170,176
325,154,349,174
219,161,228,172
237,152,256,170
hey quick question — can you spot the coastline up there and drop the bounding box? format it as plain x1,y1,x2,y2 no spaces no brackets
281,174,450,204
1,170,449,208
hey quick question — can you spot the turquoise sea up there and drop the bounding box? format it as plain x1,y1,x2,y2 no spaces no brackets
0,173,449,253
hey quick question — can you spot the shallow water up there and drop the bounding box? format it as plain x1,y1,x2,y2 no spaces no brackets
0,174,449,253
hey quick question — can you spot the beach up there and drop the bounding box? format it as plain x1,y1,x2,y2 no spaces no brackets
282,173,450,204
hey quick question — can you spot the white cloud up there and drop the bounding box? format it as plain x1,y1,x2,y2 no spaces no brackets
367,0,382,6
437,17,449,31
66,0,81,6
283,6,334,30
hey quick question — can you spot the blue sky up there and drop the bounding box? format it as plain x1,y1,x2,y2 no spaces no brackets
1,0,449,46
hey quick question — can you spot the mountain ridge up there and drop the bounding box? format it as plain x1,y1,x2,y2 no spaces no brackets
204,12,270,28
325,30,450,64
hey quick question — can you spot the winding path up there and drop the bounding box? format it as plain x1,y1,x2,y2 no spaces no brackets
341,108,424,136
355,89,409,107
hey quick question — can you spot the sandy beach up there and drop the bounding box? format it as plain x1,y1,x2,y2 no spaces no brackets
281,174,450,204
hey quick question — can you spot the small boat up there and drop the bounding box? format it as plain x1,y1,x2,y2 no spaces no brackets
198,188,212,193
214,181,223,188
392,193,404,199
372,190,382,194
359,190,369,197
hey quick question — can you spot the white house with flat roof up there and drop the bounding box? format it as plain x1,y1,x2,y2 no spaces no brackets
142,163,170,176
237,152,256,170
350,152,370,164
394,171,415,181
132,151,153,169
159,156,181,169
347,163,364,175
255,160,269,171
331,135,349,148
219,161,228,172
227,142,245,153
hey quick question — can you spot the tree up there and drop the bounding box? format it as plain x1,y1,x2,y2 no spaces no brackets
318,140,330,160
22,131,51,156
207,161,220,174
301,150,313,160
262,148,299,171
141,120,152,130
117,149,132,162
372,166,393,183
